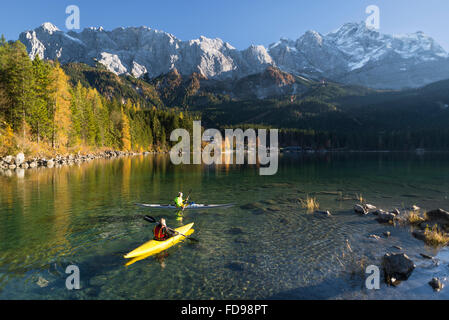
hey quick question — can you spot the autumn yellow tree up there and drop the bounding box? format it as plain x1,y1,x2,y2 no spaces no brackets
49,63,72,150
121,108,131,151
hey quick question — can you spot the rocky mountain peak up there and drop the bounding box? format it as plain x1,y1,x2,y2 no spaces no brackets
39,22,60,34
18,22,449,89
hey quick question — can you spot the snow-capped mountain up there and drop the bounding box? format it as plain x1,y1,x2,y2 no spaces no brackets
19,21,449,89
268,22,449,89
20,22,272,80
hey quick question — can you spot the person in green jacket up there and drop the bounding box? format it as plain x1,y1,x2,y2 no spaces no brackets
174,192,185,208
174,192,186,220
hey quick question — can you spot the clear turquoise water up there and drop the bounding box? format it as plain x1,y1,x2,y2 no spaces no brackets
1,152,449,299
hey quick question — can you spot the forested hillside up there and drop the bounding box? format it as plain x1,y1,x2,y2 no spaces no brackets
0,37,193,156
2,36,449,155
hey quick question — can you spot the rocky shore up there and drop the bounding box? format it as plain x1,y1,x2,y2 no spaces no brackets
350,203,449,289
0,150,155,174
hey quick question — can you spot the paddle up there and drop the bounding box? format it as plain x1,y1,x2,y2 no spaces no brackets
182,189,193,210
143,215,198,242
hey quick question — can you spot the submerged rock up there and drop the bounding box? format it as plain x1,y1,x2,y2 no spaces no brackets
429,278,444,291
252,208,267,215
226,227,244,235
412,229,426,241
261,199,277,205
382,253,415,285
225,262,246,272
420,253,433,260
383,231,391,237
240,203,262,210
278,217,289,224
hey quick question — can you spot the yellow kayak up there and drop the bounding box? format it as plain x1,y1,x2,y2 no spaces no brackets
124,230,194,267
124,223,194,259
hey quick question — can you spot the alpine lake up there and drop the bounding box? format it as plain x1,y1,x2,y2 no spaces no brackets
1,152,449,300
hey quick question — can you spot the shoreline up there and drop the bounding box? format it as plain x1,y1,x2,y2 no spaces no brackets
2,149,448,175
0,150,167,175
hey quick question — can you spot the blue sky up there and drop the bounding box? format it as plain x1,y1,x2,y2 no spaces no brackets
1,0,449,50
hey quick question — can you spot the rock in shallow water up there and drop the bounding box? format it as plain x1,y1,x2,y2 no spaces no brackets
420,253,433,260
315,210,331,216
412,229,426,241
226,227,244,235
354,204,367,215
426,209,449,225
225,262,246,272
376,211,396,223
391,208,400,215
429,278,444,291
382,253,415,285
240,203,262,210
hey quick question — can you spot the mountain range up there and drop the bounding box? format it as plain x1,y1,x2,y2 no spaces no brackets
19,21,449,90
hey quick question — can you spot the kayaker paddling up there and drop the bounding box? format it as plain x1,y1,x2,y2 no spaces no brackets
174,190,192,220
153,218,177,241
174,192,186,209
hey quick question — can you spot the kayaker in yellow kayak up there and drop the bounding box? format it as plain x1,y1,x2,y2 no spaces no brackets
153,218,176,241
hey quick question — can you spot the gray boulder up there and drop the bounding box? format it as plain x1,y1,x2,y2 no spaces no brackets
376,211,396,223
425,209,449,225
4,155,13,164
15,152,25,166
354,204,367,215
391,208,400,215
382,253,415,285
373,209,386,216
46,160,55,168
20,162,29,169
